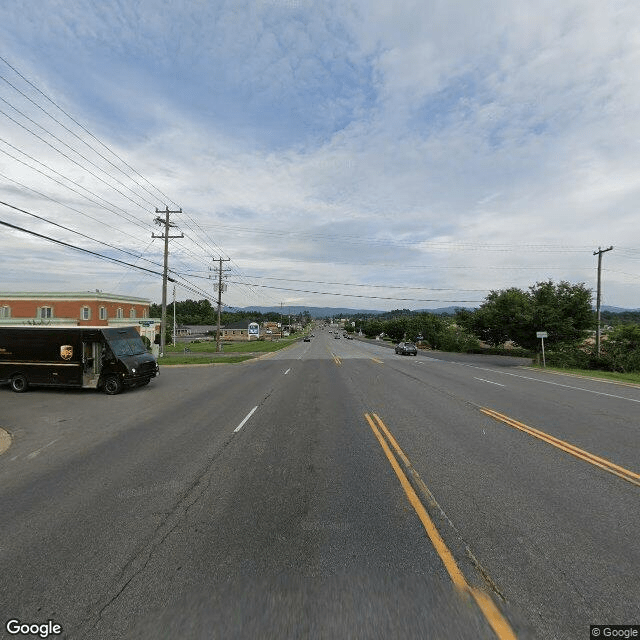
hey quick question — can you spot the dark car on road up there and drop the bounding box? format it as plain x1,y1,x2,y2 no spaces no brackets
395,341,418,356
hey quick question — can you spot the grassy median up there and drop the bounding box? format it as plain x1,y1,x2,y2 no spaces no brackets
164,338,299,354
529,364,640,385
158,337,300,365
158,355,255,365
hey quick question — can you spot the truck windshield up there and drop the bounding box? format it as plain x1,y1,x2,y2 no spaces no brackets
109,337,146,357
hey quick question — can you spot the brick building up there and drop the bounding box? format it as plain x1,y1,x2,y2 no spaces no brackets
0,291,159,341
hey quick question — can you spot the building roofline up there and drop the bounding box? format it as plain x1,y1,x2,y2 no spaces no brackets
0,291,151,304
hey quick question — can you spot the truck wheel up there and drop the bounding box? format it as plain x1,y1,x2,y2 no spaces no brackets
11,374,28,393
104,375,123,395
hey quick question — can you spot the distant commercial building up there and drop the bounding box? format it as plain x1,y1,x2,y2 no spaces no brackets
0,291,159,342
220,319,263,341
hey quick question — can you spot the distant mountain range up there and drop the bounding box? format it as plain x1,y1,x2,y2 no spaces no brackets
600,305,640,313
238,304,640,318
239,305,470,317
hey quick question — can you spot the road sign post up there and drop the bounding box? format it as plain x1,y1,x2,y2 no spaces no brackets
536,331,548,367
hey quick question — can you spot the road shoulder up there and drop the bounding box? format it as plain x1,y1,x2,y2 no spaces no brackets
0,427,12,456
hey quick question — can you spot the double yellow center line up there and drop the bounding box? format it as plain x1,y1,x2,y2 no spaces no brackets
364,412,517,640
480,408,640,487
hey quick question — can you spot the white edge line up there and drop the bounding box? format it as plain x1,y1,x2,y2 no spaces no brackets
429,357,640,404
234,406,258,433
474,377,505,387
462,364,640,403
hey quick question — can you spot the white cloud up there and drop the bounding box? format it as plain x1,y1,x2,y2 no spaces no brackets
0,0,638,309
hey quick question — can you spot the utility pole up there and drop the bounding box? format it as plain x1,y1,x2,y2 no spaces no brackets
593,246,613,356
172,284,176,347
211,257,230,352
152,206,182,358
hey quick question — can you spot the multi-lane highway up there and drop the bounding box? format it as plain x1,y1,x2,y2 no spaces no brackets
1,330,638,639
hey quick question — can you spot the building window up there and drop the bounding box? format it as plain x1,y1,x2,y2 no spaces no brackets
99,306,107,320
39,306,53,319
0,305,10,318
116,308,123,319
81,306,91,321
129,308,136,318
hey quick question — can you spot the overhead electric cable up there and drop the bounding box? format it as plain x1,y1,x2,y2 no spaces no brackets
205,222,594,251
0,199,165,269
0,71,165,206
0,55,178,208
0,143,150,230
223,280,482,304
0,92,154,208
0,107,150,212
0,217,170,279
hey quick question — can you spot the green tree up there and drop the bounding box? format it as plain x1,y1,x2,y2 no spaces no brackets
470,287,531,347
529,280,593,348
362,319,384,338
599,324,640,372
465,281,593,351
385,318,408,342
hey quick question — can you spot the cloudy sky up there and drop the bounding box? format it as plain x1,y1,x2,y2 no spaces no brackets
0,0,639,311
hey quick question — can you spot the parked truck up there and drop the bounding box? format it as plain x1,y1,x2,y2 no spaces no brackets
0,326,159,394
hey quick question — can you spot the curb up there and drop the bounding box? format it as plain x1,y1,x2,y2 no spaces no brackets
0,428,12,456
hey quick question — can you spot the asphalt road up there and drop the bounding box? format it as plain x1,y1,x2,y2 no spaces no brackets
0,329,638,639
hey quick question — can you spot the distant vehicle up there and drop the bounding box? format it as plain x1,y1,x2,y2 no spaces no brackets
395,341,418,356
303,336,311,342
0,326,159,394
346,335,353,340
334,335,340,339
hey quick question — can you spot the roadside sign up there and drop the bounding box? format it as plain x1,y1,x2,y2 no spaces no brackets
536,331,547,367
248,322,259,336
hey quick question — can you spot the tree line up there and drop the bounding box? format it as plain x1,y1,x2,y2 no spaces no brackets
356,280,640,373
150,300,312,327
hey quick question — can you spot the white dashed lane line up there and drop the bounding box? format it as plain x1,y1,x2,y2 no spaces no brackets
234,406,258,433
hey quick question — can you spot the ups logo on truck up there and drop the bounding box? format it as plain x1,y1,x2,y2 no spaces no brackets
60,345,73,360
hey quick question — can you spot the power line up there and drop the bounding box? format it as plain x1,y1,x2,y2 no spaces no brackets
0,144,151,231
206,222,594,252
0,216,170,279
0,199,165,270
0,106,151,213
181,272,488,292
0,55,176,207
223,279,482,304
0,91,156,209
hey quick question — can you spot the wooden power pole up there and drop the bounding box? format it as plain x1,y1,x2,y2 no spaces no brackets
593,245,613,356
152,206,182,357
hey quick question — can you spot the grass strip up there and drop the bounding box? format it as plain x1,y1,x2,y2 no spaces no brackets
164,339,299,354
529,365,640,385
159,355,254,365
